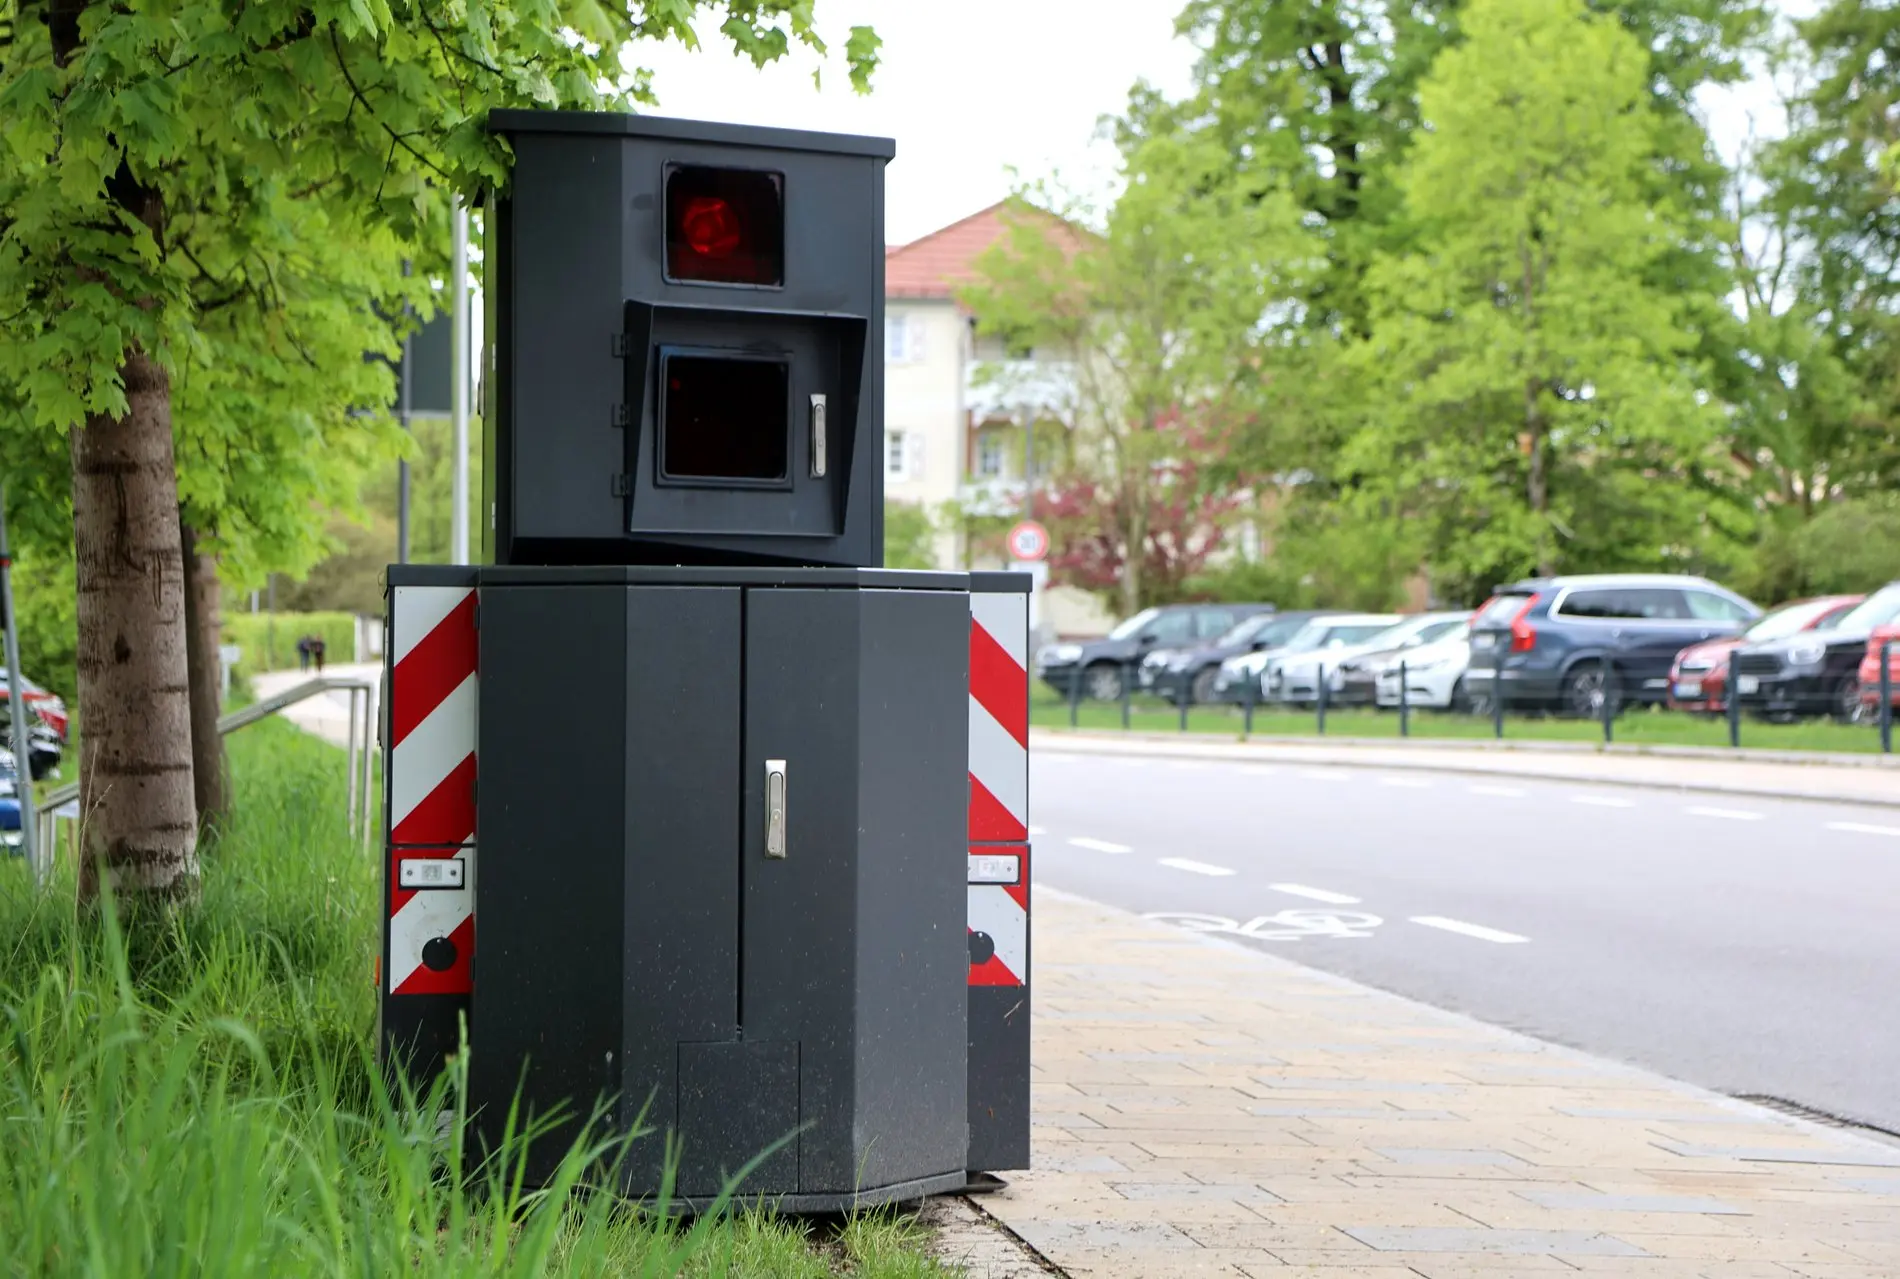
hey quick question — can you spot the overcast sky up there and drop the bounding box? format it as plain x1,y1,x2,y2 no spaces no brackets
635,0,1198,246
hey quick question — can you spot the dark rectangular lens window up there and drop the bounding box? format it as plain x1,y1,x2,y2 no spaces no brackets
665,166,784,287
660,355,789,482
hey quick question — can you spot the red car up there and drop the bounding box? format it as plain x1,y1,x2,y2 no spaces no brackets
1858,621,1900,712
0,669,69,741
1668,595,1862,713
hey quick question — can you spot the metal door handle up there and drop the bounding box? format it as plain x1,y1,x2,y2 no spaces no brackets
765,759,787,858
809,395,827,478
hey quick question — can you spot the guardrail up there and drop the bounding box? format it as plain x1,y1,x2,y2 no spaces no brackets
25,676,376,881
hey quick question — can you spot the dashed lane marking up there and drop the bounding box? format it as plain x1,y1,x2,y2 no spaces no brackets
1028,825,1047,836
1068,836,1132,854
1827,821,1900,838
1470,784,1526,797
1158,857,1237,877
1379,776,1432,788
1270,883,1362,905
1410,915,1530,944
1686,806,1763,822
1571,794,1636,809
1299,769,1353,782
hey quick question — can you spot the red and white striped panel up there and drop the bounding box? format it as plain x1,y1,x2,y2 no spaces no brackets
968,593,1028,842
969,590,1029,987
387,584,478,996
968,844,1028,986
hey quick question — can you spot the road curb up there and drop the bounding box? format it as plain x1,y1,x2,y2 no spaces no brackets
1031,729,1900,810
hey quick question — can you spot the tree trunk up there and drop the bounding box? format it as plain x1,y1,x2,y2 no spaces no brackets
180,521,229,835
72,349,199,904
1524,377,1553,577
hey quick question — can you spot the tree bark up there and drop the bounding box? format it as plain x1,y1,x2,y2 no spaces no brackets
180,521,229,835
1525,377,1553,577
72,349,200,904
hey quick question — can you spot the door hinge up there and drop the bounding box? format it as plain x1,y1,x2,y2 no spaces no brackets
610,403,629,429
611,474,632,498
610,333,630,358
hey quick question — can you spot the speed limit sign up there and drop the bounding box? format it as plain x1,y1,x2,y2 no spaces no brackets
1007,520,1049,562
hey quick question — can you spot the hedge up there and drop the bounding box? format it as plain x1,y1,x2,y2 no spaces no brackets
223,611,361,675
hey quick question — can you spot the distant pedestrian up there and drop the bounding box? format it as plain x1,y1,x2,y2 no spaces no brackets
311,637,327,673
297,635,312,671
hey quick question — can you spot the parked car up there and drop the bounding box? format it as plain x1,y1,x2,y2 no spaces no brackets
1263,614,1405,705
0,752,22,855
1036,602,1276,702
1467,575,1760,717
0,668,68,741
1209,612,1352,704
1734,582,1900,721
1373,622,1474,710
1333,613,1471,707
1858,617,1900,715
1669,595,1862,714
1139,610,1324,705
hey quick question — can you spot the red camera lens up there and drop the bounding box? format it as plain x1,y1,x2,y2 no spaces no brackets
665,166,783,287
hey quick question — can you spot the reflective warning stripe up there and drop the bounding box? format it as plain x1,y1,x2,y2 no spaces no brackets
969,588,1029,988
968,594,1028,842
387,585,477,995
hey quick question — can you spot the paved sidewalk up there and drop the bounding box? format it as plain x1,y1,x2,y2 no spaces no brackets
250,663,380,749
976,891,1900,1278
1033,730,1900,808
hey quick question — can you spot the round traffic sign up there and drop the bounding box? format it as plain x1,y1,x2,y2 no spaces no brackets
1007,520,1049,562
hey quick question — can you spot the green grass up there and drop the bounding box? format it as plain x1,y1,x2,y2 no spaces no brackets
1032,686,1893,754
0,721,957,1277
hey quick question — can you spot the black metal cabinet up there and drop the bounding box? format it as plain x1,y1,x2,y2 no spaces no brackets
472,568,968,1207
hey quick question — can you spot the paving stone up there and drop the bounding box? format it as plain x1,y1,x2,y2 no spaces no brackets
1516,1189,1749,1214
1342,1226,1649,1256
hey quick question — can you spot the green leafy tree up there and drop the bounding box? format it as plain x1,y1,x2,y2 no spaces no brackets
882,500,937,571
0,0,874,901
1346,0,1729,596
961,127,1311,617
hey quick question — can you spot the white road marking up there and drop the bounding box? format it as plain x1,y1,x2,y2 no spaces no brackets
1299,769,1352,782
1169,761,1209,770
1571,794,1636,809
1271,883,1362,905
1379,776,1431,789
1410,916,1530,944
1068,836,1132,854
1158,857,1237,877
1470,784,1526,798
1028,825,1047,836
1686,806,1762,822
1827,821,1900,838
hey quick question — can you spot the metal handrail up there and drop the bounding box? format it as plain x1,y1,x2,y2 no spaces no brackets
28,675,377,876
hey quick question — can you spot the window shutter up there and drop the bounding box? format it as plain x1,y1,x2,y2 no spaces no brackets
907,317,925,363
907,431,927,480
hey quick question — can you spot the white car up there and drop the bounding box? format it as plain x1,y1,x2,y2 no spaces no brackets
1262,614,1406,705
1375,626,1474,710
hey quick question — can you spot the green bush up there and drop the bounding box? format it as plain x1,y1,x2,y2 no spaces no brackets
8,551,77,702
223,611,361,674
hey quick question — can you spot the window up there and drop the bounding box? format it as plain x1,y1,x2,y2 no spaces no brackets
1685,590,1754,622
885,314,925,365
1558,588,1690,620
976,432,1006,478
885,430,910,481
1194,608,1236,639
1145,610,1196,645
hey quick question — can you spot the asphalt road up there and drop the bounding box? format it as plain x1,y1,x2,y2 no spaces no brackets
1030,749,1900,1135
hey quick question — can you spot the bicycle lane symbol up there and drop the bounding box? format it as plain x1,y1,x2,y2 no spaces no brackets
1142,909,1384,941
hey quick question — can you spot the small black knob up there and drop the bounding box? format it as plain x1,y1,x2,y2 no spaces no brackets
969,931,996,966
422,936,458,972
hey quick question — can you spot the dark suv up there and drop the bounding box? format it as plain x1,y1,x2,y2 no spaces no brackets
1733,582,1900,721
1037,602,1275,702
1468,574,1759,716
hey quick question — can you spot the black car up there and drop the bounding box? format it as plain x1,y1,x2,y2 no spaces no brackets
1467,574,1759,716
1137,610,1324,705
1732,582,1900,721
1037,602,1276,702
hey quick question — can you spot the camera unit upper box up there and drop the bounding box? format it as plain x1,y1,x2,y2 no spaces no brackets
484,110,896,569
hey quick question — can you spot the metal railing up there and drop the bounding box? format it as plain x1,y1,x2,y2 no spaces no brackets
1053,650,1895,752
24,675,376,881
